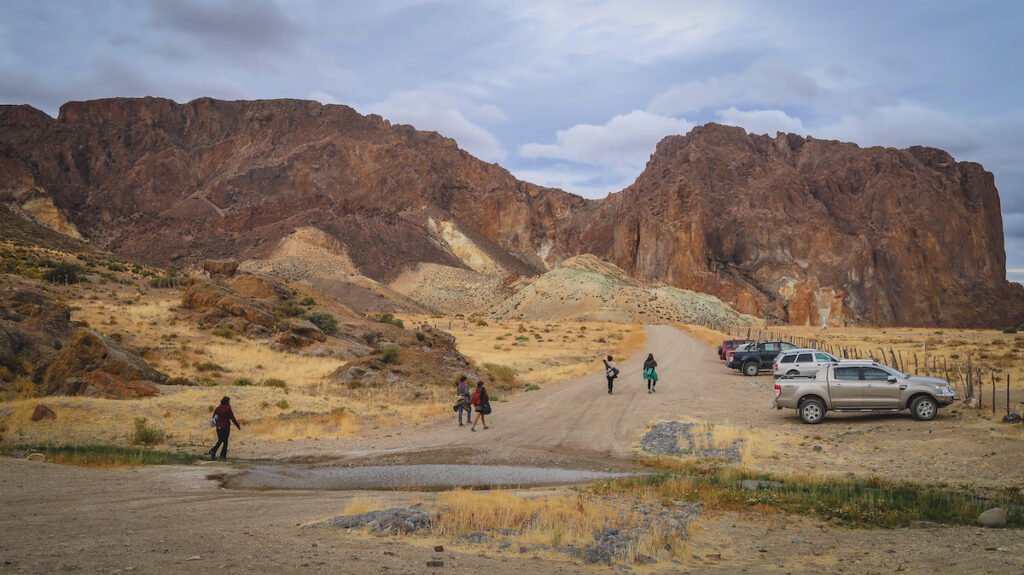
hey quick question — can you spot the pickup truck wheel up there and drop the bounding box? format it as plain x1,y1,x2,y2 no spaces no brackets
742,362,759,377
910,396,938,421
798,398,826,424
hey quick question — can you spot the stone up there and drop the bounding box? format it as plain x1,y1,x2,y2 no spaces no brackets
977,508,1007,528
203,259,238,276
30,404,56,421
37,329,163,398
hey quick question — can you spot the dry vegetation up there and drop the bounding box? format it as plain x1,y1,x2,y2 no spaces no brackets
403,315,646,386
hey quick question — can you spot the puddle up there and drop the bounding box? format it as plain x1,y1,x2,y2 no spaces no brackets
226,464,637,491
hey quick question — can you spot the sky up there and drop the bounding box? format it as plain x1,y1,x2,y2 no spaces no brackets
2,0,1022,282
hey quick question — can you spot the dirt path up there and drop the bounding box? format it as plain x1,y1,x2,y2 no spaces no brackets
244,325,1024,489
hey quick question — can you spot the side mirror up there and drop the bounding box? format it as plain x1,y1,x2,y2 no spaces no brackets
887,375,897,383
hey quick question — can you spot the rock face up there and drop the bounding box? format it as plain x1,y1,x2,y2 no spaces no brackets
1,98,1021,327
38,328,164,399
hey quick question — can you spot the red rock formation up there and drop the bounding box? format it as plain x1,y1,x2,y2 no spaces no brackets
2,99,1021,327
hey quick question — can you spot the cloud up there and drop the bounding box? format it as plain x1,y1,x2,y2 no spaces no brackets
815,100,981,155
509,164,629,199
649,59,819,116
147,0,299,64
362,90,507,162
715,107,807,136
519,110,693,168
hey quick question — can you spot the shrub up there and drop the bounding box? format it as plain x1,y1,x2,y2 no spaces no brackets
276,300,305,318
212,327,236,339
483,363,516,384
370,312,404,329
275,399,290,410
416,331,426,342
234,378,253,386
306,312,338,335
475,319,488,327
362,331,382,346
131,418,165,446
149,274,183,288
261,378,288,390
1003,327,1018,334
165,376,194,386
381,345,401,364
525,384,541,392
43,262,84,284
194,361,226,372
299,296,316,306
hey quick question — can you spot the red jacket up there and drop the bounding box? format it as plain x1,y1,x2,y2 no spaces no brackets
471,388,488,406
213,404,240,429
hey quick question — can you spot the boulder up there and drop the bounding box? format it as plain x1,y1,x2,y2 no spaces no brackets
30,404,56,421
285,317,326,341
37,328,165,398
182,278,276,328
977,507,1007,528
230,274,294,301
203,259,239,276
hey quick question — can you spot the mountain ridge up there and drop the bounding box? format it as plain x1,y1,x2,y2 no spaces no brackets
2,97,1021,328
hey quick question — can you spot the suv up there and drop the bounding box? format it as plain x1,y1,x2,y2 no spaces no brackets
727,341,798,376
773,360,957,423
718,339,753,361
773,349,841,378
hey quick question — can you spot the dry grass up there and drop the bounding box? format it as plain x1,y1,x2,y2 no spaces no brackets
431,490,687,560
405,315,646,384
339,496,388,516
247,408,360,440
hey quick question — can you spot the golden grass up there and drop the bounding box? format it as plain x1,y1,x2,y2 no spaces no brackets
340,496,388,516
247,408,360,440
403,315,646,385
431,490,687,560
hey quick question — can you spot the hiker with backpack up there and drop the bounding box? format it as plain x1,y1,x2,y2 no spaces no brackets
208,396,241,460
603,355,619,394
469,380,491,431
643,353,658,393
454,375,473,427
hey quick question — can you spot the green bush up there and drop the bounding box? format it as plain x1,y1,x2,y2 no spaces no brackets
234,378,253,386
483,363,516,384
131,418,165,446
381,345,401,364
370,312,404,329
1003,327,1018,334
261,378,288,390
43,262,84,284
306,312,338,335
211,327,236,339
299,296,316,306
276,399,290,410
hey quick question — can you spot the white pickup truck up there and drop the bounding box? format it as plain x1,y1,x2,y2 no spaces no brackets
772,360,957,424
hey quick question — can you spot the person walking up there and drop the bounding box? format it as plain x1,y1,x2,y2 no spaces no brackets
455,375,473,427
469,380,491,431
643,353,659,393
603,355,619,394
208,396,241,460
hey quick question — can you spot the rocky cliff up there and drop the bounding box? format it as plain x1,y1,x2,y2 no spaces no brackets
1,98,1021,327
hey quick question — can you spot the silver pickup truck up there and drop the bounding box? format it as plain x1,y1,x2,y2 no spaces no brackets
772,360,957,424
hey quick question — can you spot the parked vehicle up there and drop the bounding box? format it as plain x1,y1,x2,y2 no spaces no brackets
773,348,841,378
718,339,753,361
724,342,756,365
727,341,798,376
772,360,957,424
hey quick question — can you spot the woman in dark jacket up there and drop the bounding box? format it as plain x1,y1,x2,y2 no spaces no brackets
643,353,659,393
209,396,241,460
469,380,491,431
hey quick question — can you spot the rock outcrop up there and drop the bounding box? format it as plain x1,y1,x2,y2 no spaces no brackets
37,328,164,399
2,98,1021,327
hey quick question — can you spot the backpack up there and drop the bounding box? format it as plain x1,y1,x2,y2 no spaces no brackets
604,361,619,379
